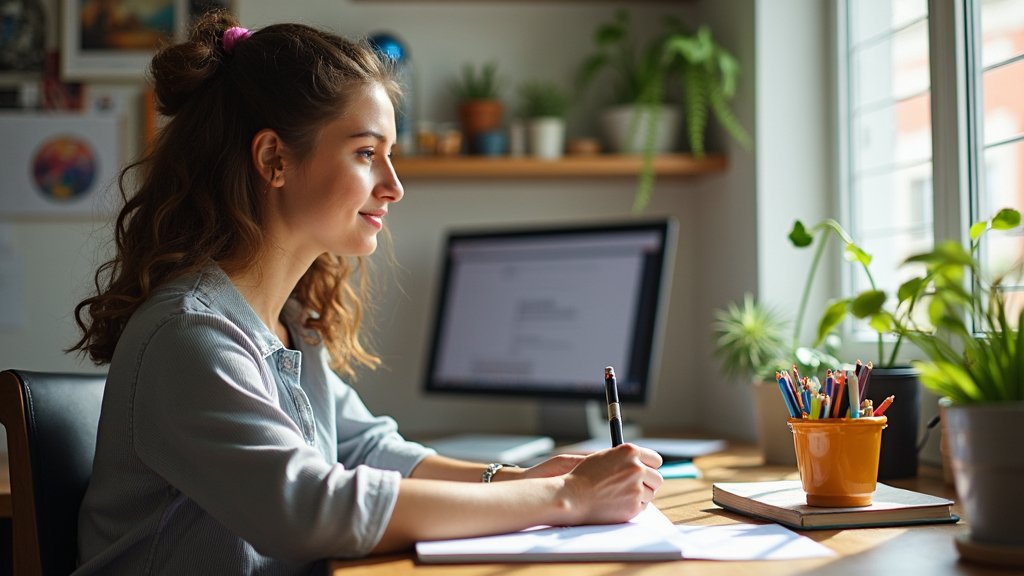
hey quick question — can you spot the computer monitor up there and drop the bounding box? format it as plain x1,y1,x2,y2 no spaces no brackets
423,218,677,455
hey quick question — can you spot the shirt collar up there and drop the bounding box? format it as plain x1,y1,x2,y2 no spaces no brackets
189,263,286,358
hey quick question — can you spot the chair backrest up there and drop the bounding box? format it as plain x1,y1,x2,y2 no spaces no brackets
0,369,105,576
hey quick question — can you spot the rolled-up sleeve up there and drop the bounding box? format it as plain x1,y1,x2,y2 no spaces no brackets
133,313,402,560
326,351,435,476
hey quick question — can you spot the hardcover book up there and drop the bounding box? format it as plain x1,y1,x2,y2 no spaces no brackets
712,480,958,530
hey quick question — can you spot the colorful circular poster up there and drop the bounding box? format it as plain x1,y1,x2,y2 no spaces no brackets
31,135,98,202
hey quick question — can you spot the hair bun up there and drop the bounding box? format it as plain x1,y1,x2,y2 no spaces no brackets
148,10,239,117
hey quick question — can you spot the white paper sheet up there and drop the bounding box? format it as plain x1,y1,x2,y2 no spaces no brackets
674,523,836,560
417,506,836,564
416,505,684,563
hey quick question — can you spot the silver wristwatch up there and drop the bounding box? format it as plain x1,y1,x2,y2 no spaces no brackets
481,462,517,483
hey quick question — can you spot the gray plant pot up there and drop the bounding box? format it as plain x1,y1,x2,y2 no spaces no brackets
600,104,680,154
945,402,1024,549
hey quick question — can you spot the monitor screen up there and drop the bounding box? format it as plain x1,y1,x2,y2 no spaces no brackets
424,219,676,403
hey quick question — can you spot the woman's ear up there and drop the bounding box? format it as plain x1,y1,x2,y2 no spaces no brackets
252,129,286,187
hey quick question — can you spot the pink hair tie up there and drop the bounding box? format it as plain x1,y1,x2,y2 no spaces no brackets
222,27,251,54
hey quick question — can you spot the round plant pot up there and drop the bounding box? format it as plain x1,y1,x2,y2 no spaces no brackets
753,381,796,466
938,397,956,487
945,402,1024,562
458,99,504,154
526,117,566,160
600,104,680,154
862,366,921,480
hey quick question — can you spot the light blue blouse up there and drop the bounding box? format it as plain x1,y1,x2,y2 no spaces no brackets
74,264,434,575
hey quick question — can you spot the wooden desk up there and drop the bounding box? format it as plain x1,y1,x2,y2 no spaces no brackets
329,445,1004,576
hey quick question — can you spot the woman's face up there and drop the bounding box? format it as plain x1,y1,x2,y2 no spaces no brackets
277,82,404,259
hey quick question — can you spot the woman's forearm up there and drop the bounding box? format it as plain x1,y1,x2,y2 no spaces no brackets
372,476,570,553
373,444,662,554
408,454,525,482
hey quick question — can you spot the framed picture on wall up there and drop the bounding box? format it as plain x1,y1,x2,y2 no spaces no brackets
61,0,189,80
0,113,123,218
0,0,47,78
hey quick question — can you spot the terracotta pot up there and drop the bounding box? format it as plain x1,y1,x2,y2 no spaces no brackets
458,99,504,153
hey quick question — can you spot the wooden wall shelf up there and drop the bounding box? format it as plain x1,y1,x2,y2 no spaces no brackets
392,154,727,179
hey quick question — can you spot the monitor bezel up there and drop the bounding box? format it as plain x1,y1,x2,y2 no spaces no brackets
422,218,677,404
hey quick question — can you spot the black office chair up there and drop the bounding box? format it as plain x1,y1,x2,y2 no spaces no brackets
0,370,105,576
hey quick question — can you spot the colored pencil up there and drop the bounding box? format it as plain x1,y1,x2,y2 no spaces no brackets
848,371,861,418
873,395,895,416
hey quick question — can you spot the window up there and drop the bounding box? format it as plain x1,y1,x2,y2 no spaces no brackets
841,0,933,341
840,0,1024,345
973,0,1024,321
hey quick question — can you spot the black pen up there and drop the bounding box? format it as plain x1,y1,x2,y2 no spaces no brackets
604,366,624,446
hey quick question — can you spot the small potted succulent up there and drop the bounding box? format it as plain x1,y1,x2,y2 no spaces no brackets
518,80,571,160
452,61,504,155
713,294,840,465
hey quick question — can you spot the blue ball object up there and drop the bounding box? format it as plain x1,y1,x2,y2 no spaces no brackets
368,33,407,62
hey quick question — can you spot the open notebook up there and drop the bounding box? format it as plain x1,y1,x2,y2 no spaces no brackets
416,506,683,563
415,504,835,563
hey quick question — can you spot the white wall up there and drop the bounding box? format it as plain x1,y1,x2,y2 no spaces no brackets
0,0,837,445
755,0,836,343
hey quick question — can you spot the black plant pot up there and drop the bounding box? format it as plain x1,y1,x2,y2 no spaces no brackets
865,366,921,480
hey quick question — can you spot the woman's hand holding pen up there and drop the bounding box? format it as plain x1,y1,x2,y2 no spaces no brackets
558,443,663,525
516,454,587,479
378,444,661,552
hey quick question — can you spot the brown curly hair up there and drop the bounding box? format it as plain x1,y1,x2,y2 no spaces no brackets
69,12,401,379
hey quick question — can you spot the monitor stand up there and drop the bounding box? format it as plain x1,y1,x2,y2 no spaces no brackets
538,399,642,443
542,401,729,461
426,401,643,466
426,432,556,464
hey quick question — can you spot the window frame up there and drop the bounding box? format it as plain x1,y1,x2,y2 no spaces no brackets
835,0,987,361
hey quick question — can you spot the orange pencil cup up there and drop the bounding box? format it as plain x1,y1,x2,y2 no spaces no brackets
788,417,887,507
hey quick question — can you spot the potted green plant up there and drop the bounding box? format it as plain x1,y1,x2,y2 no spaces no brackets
713,293,840,465
787,217,928,478
713,294,793,465
519,80,571,160
578,9,751,211
893,208,1023,564
452,61,504,155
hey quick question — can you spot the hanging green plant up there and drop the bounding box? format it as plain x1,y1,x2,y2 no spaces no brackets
578,10,751,211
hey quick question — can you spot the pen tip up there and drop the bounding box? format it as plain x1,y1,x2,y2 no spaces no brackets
604,366,615,377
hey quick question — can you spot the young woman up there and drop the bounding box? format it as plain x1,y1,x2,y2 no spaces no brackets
70,12,662,575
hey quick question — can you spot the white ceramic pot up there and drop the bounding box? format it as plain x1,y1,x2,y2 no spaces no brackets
945,402,1024,550
527,117,566,160
600,104,680,154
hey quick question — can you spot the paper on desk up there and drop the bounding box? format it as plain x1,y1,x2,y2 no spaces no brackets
417,504,835,564
416,505,685,563
674,523,835,560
